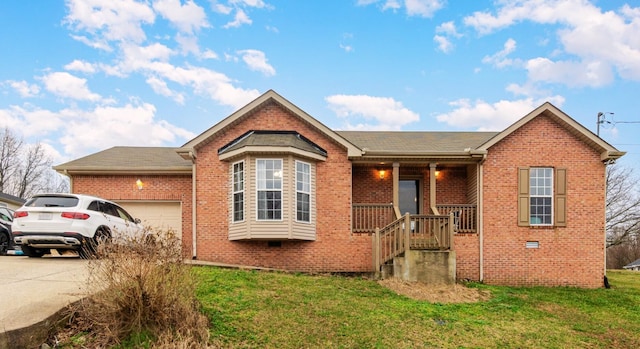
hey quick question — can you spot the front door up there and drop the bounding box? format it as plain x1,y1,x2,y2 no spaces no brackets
399,180,420,216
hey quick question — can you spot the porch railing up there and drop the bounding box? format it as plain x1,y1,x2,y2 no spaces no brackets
373,213,454,269
352,203,395,233
436,204,477,233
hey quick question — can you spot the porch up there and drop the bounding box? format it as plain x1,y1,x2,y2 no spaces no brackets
351,162,480,282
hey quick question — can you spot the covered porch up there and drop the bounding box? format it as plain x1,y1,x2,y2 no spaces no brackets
350,161,481,281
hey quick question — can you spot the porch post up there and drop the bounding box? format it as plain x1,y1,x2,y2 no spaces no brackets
429,163,438,214
404,213,411,252
392,162,400,217
374,228,380,278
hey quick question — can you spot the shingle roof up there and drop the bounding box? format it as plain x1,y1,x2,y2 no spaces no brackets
337,131,499,154
0,192,25,205
54,147,192,174
219,131,327,157
623,258,640,269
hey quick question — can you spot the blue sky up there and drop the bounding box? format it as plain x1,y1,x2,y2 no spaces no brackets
1,0,639,171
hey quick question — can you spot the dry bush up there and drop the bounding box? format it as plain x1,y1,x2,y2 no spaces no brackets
71,229,209,347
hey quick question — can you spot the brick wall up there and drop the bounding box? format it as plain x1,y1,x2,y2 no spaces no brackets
482,115,606,288
193,101,372,272
71,174,193,255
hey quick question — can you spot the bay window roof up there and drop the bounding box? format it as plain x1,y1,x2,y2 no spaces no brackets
218,131,327,161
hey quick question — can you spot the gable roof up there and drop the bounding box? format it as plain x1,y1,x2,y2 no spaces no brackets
179,89,362,159
0,192,25,205
54,147,193,175
623,258,640,269
478,102,625,162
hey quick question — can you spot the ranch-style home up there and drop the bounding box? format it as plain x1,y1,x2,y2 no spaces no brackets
55,90,624,288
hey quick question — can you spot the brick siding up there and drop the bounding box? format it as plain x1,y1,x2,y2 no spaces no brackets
192,101,372,272
481,114,606,288
72,174,193,255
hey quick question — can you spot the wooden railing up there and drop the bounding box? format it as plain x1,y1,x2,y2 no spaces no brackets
436,204,477,233
373,213,454,270
352,203,395,233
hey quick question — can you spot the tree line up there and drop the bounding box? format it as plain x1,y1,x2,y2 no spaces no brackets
0,128,68,199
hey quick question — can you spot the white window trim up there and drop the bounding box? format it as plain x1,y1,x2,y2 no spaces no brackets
529,167,554,226
295,160,311,224
232,160,245,223
256,158,283,221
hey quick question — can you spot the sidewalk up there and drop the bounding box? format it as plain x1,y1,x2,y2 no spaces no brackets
0,255,89,348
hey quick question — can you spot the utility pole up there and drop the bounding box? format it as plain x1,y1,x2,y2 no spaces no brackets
597,112,613,137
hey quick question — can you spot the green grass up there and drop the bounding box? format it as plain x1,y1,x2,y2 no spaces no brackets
195,269,640,348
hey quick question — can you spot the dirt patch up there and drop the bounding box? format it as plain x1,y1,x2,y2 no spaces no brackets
378,279,491,303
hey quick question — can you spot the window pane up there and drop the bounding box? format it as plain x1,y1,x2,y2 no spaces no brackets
296,162,311,222
529,168,553,225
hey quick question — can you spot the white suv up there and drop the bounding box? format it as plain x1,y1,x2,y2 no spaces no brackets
12,193,143,258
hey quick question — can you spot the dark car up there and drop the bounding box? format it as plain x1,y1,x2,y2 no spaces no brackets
0,206,15,255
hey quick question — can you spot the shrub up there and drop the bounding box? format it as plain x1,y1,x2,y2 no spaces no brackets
64,229,209,348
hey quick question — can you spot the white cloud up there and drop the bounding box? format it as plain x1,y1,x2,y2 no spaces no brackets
230,0,267,8
201,49,219,59
64,59,97,73
64,0,155,43
152,0,210,34
405,0,443,18
141,62,260,108
175,33,199,56
463,1,640,85
326,94,419,130
434,35,453,53
436,21,461,38
117,42,175,73
40,72,101,101
58,102,195,156
357,0,442,17
146,76,185,104
7,80,40,98
223,8,252,28
69,35,112,51
436,96,566,131
237,49,276,76
482,38,519,68
525,57,614,88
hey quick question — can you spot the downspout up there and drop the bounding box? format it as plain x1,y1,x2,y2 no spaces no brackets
190,151,197,260
478,158,485,282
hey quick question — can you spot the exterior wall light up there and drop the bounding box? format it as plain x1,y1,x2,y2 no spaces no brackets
435,170,441,178
136,179,144,190
379,169,386,179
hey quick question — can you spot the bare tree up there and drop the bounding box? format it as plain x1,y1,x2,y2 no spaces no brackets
606,164,640,247
0,128,68,198
0,127,22,192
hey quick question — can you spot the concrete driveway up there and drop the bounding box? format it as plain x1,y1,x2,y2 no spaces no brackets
0,254,90,348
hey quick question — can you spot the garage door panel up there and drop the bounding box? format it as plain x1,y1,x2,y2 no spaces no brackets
117,201,182,237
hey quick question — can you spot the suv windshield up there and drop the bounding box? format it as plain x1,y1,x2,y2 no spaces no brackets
25,196,79,208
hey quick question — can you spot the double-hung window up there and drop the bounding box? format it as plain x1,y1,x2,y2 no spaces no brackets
529,168,553,225
232,161,244,222
296,161,311,222
257,159,282,220
518,167,567,227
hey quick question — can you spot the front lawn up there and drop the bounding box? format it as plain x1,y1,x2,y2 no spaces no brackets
196,269,640,348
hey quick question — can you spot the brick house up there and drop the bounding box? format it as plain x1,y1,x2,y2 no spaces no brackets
55,90,624,288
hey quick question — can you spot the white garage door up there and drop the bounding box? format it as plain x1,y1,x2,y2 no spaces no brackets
117,201,182,237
